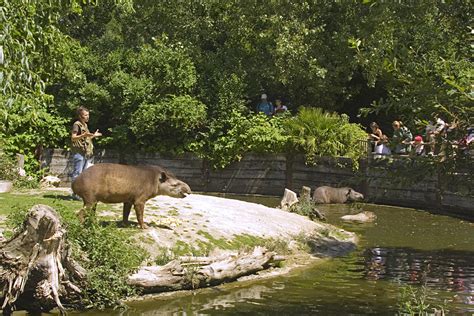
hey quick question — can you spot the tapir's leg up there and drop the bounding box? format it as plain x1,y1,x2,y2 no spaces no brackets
77,206,86,223
133,202,148,229
78,200,96,223
123,202,132,226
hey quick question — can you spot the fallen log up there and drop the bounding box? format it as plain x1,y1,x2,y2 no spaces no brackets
128,247,283,293
0,205,86,315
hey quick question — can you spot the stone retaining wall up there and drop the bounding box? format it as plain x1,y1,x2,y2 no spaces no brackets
41,149,473,218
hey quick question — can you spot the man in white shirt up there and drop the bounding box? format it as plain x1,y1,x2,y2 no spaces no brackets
426,115,446,155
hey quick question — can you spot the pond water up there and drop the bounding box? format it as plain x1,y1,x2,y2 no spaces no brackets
79,195,474,315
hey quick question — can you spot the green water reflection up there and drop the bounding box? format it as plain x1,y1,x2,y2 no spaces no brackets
76,195,474,315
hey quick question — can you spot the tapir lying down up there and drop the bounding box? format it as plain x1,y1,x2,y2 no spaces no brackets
72,163,191,228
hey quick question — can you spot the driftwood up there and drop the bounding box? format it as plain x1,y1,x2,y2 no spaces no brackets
128,247,284,293
0,205,86,315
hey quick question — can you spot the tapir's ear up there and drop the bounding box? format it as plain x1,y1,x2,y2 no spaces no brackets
347,189,352,196
159,172,168,183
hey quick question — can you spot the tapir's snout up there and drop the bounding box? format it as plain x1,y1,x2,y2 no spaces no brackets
181,183,192,197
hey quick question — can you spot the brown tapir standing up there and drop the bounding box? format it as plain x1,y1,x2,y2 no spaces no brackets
72,163,191,229
312,186,364,204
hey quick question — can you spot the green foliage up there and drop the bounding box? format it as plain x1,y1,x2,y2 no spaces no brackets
131,39,197,95
191,107,367,169
13,176,41,190
70,217,148,309
0,151,17,181
398,284,447,315
289,199,316,219
130,95,207,153
0,0,91,173
354,2,472,128
191,110,289,169
284,107,368,167
2,1,471,182
0,149,40,189
0,94,69,174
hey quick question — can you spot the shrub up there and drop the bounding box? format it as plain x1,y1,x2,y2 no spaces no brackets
0,148,40,189
190,110,289,169
71,218,148,309
284,107,368,168
0,149,17,181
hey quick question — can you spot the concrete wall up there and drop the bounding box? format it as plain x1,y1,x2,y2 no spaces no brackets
42,149,473,218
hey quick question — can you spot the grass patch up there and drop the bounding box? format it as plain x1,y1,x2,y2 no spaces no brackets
154,239,216,266
154,246,176,265
197,230,232,249
167,208,179,216
153,232,291,267
197,231,290,254
138,234,155,245
0,191,82,216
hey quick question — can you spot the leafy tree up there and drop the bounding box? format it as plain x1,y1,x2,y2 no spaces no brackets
130,95,207,153
353,2,472,128
1,0,132,172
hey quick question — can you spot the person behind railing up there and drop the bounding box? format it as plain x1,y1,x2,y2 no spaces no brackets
425,113,446,156
369,122,390,155
273,98,288,115
458,127,474,155
256,93,274,116
378,134,391,156
391,120,413,154
410,135,425,156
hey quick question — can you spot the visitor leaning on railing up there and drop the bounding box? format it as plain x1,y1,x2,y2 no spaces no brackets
391,121,413,155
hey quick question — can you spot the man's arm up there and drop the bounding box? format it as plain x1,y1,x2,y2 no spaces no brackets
91,129,102,138
71,123,94,141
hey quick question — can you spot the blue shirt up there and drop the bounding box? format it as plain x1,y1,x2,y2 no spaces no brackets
256,101,274,116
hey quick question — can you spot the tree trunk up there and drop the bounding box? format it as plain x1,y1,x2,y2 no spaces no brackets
0,205,86,315
128,247,284,293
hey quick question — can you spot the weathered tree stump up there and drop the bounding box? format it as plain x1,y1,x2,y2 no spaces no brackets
128,247,284,293
280,188,299,211
300,186,312,202
0,205,86,315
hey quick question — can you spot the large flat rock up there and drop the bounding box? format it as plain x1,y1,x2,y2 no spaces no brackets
146,194,324,240
105,194,340,256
